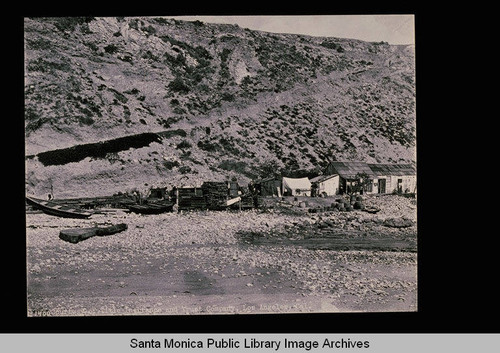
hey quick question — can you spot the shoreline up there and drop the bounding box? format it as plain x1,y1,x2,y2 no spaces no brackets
26,194,417,316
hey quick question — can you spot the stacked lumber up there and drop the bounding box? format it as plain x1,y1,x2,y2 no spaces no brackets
202,182,228,210
188,197,207,209
177,187,206,210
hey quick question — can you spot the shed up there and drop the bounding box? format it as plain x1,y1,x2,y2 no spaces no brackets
282,177,311,196
310,174,340,197
253,177,282,197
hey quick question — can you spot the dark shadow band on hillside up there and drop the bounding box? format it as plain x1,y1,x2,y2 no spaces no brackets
26,129,186,166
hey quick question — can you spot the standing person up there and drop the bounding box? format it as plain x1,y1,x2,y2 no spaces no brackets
133,190,142,205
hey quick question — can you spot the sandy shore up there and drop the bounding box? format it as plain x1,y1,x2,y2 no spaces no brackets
26,194,417,316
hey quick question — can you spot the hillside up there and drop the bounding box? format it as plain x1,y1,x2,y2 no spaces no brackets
24,17,416,198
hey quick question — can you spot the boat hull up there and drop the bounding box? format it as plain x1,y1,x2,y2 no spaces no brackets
26,196,92,219
128,202,173,215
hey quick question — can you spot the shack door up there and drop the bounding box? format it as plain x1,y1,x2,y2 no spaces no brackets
378,179,386,194
397,178,403,193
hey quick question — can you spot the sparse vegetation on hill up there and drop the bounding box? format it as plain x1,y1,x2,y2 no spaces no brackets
24,17,415,198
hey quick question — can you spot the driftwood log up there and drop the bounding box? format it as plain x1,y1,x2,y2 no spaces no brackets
59,223,128,244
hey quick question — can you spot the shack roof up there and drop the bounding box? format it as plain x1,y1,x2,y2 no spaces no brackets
328,161,374,179
367,163,416,176
328,161,416,179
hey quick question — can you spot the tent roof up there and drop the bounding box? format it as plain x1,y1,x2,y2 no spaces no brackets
282,177,311,190
310,174,338,183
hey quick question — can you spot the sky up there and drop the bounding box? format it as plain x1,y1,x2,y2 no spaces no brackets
166,15,415,45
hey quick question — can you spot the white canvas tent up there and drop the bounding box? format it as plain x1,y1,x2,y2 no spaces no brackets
282,177,312,196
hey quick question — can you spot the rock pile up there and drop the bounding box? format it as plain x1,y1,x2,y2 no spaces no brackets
308,195,366,213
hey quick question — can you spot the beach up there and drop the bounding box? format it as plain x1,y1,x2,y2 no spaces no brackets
26,194,417,316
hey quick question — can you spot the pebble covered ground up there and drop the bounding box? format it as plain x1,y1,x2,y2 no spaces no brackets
26,194,417,316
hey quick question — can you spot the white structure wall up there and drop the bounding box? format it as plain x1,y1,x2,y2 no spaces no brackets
317,175,340,196
368,175,416,194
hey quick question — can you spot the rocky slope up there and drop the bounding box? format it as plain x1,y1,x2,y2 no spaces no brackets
24,17,416,198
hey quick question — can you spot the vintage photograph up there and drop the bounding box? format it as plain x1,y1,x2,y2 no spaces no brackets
24,15,417,316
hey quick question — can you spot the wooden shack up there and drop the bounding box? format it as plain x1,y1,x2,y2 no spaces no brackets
325,161,417,194
252,177,282,197
367,163,417,194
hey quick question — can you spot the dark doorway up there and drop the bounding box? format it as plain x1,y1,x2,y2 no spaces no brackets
397,178,403,193
378,179,386,194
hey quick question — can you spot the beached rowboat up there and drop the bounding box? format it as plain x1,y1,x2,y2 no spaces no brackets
26,196,92,219
128,201,174,214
